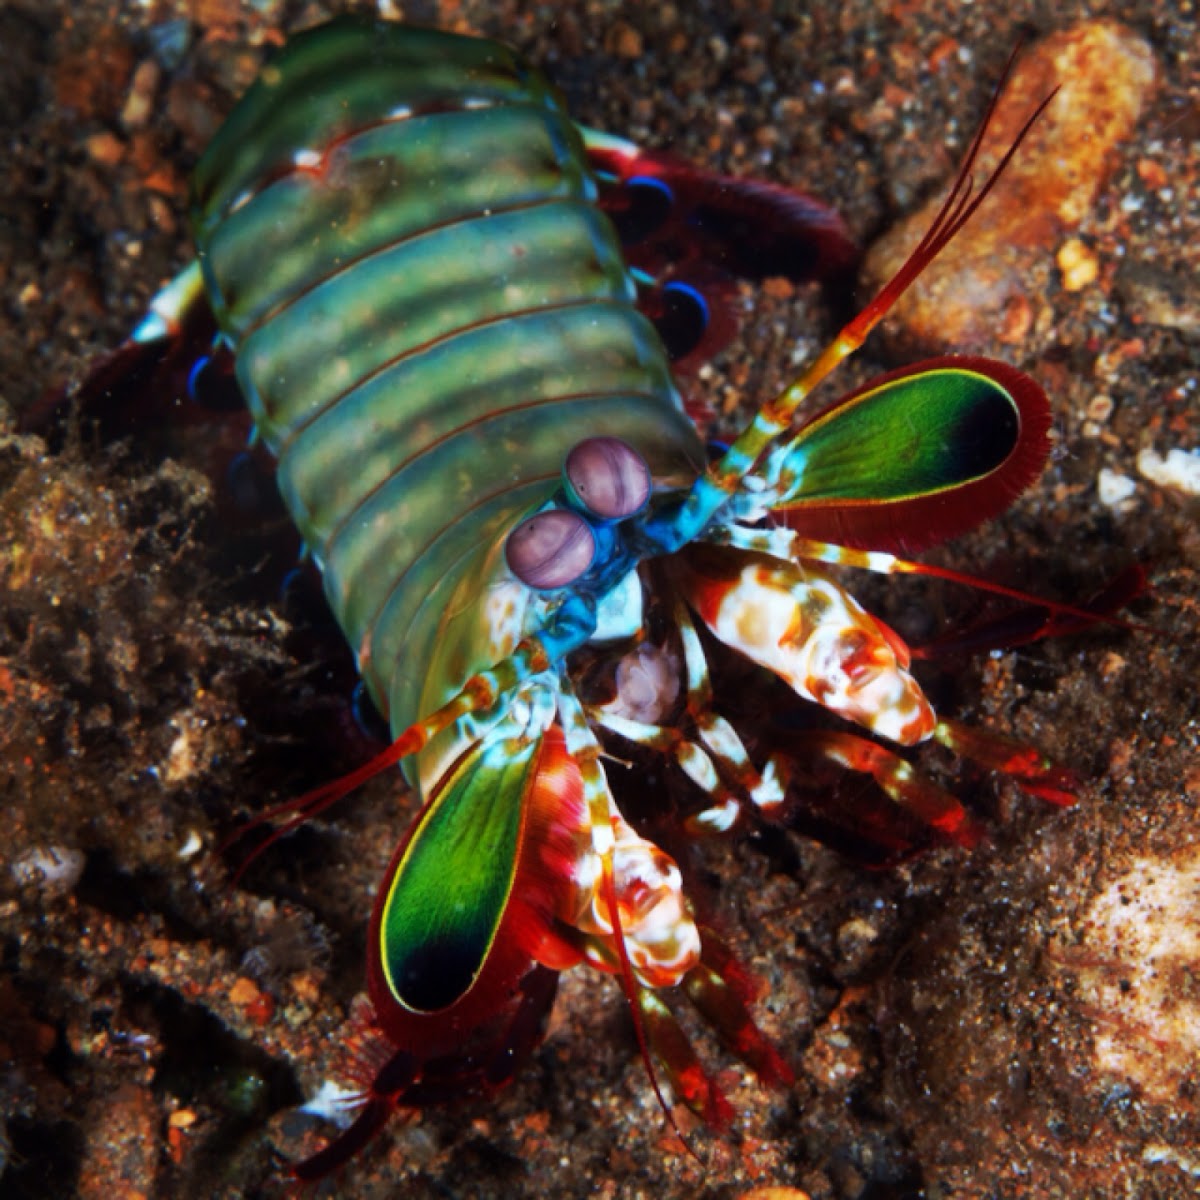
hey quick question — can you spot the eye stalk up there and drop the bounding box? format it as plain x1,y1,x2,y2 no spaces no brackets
507,438,650,593
505,509,596,591
564,437,651,521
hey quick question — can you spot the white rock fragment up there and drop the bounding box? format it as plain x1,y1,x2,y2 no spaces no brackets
1097,467,1137,507
1070,848,1200,1103
164,727,195,784
178,829,204,860
11,846,86,894
1136,446,1200,496
1143,1143,1200,1177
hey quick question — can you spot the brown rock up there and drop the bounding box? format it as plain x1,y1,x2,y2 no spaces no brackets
1056,236,1100,291
53,27,136,121
606,20,644,59
863,21,1156,351
77,1083,160,1200
738,1191,813,1200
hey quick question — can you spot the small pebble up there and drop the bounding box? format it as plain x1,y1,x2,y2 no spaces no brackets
1115,261,1200,333
606,21,643,59
1097,468,1136,507
738,1191,813,1200
1136,446,1200,496
11,846,86,893
84,131,125,166
121,59,161,130
1057,237,1099,291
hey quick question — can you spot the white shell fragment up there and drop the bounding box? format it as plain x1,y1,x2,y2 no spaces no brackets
11,846,86,894
1097,467,1137,508
1136,446,1200,497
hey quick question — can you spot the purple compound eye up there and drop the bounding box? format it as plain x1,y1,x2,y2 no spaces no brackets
564,437,651,521
505,509,596,590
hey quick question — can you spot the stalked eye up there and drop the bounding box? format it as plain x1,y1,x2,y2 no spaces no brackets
564,437,651,520
505,509,595,590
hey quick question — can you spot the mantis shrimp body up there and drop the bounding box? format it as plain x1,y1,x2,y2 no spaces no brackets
93,15,1110,1179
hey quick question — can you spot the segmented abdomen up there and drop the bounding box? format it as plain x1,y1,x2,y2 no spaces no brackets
190,18,703,734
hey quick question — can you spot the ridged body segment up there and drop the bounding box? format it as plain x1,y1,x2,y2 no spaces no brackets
190,18,703,739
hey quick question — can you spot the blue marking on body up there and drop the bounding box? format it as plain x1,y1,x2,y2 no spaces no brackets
186,355,211,403
539,593,599,663
628,175,674,205
664,280,709,326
